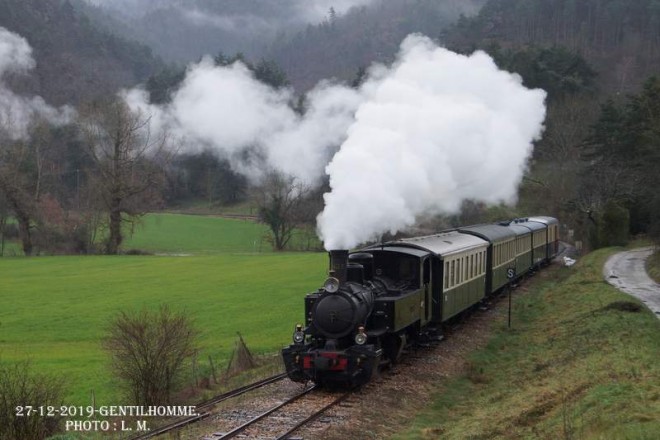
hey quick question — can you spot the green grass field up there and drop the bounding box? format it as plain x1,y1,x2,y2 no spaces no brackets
123,212,321,253
3,212,321,256
0,252,326,406
395,249,660,439
122,213,272,254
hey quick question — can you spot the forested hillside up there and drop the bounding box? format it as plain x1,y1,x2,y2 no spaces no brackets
0,0,162,105
268,0,486,90
81,0,486,91
445,0,660,94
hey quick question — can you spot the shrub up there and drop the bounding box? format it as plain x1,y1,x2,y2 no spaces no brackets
0,361,67,440
103,306,199,406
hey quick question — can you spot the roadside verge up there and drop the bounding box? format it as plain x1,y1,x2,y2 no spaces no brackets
395,248,660,439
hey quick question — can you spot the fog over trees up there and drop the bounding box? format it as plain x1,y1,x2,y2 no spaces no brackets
80,0,384,65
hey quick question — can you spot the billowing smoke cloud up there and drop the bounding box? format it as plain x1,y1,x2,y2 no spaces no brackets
124,33,545,250
124,59,361,185
0,27,74,139
317,35,547,249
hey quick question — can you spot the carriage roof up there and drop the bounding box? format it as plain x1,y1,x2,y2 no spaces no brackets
367,230,488,257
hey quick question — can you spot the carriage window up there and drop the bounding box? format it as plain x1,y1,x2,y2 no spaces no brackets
450,260,455,286
458,258,463,283
446,261,450,288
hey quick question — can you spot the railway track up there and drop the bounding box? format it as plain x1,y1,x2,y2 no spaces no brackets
128,373,288,439
126,310,477,439
205,385,353,440
128,371,351,440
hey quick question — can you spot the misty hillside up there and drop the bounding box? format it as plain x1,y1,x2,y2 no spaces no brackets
82,0,486,91
0,0,162,105
268,0,486,90
83,0,374,64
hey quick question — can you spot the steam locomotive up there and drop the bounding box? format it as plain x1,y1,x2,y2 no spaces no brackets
282,217,559,386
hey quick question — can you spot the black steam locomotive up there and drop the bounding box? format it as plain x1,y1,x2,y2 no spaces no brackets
282,217,559,386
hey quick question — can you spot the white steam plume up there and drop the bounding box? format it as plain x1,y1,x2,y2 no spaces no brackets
123,34,545,251
0,27,75,139
317,34,547,250
124,59,361,185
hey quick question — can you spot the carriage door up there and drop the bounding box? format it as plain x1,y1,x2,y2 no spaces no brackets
422,257,431,323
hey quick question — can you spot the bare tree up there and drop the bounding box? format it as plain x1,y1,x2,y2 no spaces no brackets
103,306,199,406
0,118,85,255
0,135,37,255
254,171,314,251
79,98,170,254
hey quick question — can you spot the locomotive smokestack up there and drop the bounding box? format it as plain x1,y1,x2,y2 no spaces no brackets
328,250,349,285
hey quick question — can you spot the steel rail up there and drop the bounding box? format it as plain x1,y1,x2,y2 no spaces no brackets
275,390,352,440
196,373,288,410
217,384,317,439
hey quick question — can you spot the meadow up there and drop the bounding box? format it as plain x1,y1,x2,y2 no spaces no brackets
395,248,660,439
0,214,326,405
122,212,321,253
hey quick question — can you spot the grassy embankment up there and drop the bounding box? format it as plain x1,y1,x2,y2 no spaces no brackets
395,248,660,439
647,247,660,284
0,214,326,406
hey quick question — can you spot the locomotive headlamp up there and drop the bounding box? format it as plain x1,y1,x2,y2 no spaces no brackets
354,326,367,345
293,324,305,344
323,277,340,293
